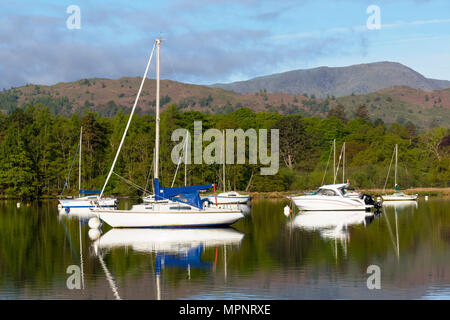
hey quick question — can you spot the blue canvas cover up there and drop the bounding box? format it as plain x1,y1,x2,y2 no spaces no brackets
154,178,212,209
79,189,101,195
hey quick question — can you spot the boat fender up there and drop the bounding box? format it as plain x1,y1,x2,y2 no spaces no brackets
88,228,101,240
88,217,101,229
283,205,291,217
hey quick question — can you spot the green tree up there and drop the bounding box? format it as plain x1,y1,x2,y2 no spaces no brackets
327,104,347,123
354,104,370,122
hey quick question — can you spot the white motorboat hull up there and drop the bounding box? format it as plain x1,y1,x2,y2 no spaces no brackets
381,194,418,201
291,197,372,211
94,228,244,253
58,197,117,213
93,208,245,228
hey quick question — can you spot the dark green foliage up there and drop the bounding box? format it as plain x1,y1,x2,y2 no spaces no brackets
276,115,308,170
354,104,370,122
160,94,171,106
327,104,347,123
0,103,448,199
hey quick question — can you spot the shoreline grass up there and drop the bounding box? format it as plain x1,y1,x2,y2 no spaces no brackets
1,187,449,201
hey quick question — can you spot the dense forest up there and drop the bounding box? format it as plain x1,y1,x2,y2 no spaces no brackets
0,103,448,199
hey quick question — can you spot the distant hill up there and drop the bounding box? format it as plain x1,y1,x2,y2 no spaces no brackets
1,73,449,130
211,62,450,98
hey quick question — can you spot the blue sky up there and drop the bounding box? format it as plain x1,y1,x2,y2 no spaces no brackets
1,0,450,89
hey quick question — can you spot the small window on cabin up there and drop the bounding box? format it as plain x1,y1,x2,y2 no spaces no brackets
318,189,336,196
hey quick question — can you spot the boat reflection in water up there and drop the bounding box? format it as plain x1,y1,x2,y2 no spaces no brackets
288,210,375,241
93,227,244,253
381,200,418,210
92,227,244,300
381,199,418,260
58,207,96,222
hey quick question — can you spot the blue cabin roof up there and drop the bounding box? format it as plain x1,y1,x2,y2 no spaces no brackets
154,178,212,209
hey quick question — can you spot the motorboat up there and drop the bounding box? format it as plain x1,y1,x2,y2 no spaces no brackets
289,183,380,211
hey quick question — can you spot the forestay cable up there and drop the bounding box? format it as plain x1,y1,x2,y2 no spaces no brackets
321,143,333,186
99,43,156,198
382,147,396,193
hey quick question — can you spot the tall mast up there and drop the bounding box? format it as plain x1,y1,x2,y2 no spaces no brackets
79,126,82,196
394,144,398,187
333,139,336,184
223,130,226,192
342,142,345,184
184,131,188,186
154,38,161,181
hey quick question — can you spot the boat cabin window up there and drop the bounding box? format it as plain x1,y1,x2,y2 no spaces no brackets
340,188,347,195
317,189,337,196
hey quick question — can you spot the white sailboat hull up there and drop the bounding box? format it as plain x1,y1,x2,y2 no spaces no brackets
205,192,251,204
93,208,245,228
206,195,250,204
381,194,418,201
58,197,117,213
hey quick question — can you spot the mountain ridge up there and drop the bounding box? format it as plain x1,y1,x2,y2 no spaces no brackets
1,61,449,129
211,61,450,98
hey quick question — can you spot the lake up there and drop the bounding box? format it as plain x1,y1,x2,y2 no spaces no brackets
0,198,449,299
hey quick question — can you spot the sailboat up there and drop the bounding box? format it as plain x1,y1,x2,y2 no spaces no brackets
381,144,418,201
58,127,118,214
91,39,244,227
206,130,251,204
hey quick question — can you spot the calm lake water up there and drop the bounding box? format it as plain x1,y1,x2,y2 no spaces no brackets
0,198,449,300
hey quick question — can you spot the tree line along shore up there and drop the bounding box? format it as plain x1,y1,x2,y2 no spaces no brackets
0,103,448,199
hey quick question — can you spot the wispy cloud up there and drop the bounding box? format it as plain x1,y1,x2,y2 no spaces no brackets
0,1,449,88
272,17,450,40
